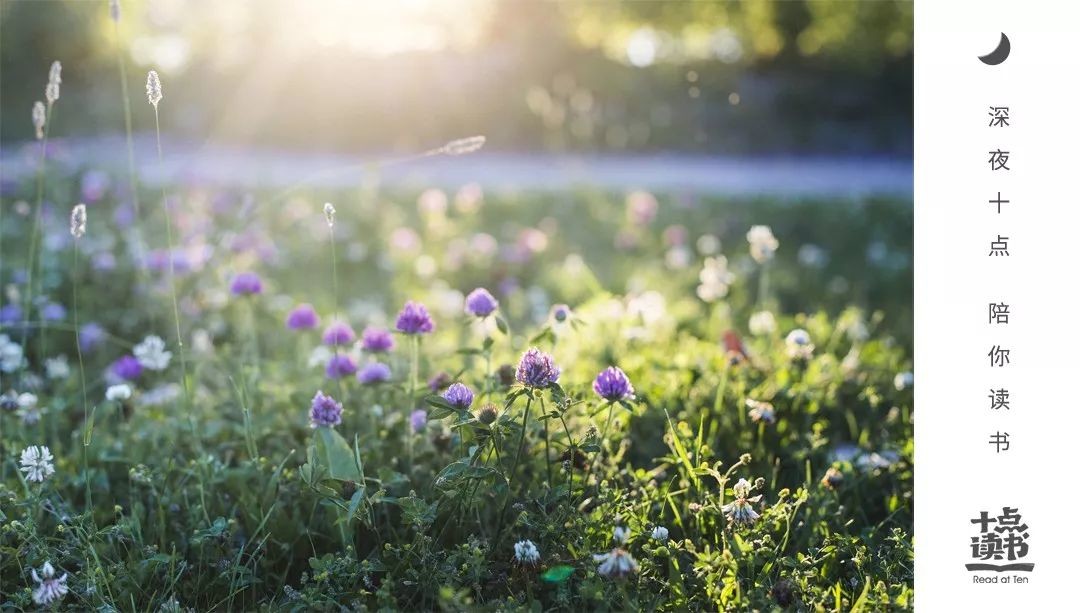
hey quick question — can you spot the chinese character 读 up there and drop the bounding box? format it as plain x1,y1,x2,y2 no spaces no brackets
988,388,1010,411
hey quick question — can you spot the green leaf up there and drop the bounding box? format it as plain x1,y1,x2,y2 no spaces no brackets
311,427,363,482
541,565,575,583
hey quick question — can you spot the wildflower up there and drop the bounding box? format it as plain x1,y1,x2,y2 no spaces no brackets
111,355,143,381
746,399,776,424
230,271,263,296
70,203,86,239
613,526,630,544
360,327,395,353
746,225,779,263
722,478,763,527
497,364,516,388
797,244,828,268
322,321,357,346
40,302,66,322
594,548,639,579
410,409,428,433
442,382,474,409
325,354,358,379
515,347,560,388
464,288,499,318
821,467,844,489
146,70,162,107
772,579,797,607
651,526,669,542
44,356,70,380
357,362,391,385
549,303,572,324
286,303,320,330
513,539,540,565
109,0,120,22
395,301,435,335
856,450,899,471
593,366,634,402
106,384,132,401
309,390,343,428
134,335,172,371
784,329,814,360
441,135,486,155
0,390,16,412
19,445,55,482
476,403,498,425
17,392,42,425
136,383,180,407
31,561,68,606
0,303,22,325
893,371,914,391
323,202,336,227
697,255,735,302
626,190,658,226
32,101,46,139
79,322,106,352
427,371,451,391
45,61,62,104
748,311,777,336
0,334,24,372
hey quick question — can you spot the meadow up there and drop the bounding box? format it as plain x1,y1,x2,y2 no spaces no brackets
0,59,913,611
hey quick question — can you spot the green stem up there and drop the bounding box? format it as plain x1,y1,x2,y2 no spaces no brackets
21,104,53,374
72,243,91,512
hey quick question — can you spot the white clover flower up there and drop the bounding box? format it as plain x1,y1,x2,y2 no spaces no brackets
856,450,900,471
594,548,639,579
723,477,764,527
133,335,172,371
797,244,828,268
613,526,630,545
746,399,776,424
0,334,25,372
732,478,753,499
31,561,69,606
650,525,669,541
106,384,132,401
696,255,735,302
696,234,720,255
70,203,87,239
746,225,779,263
893,371,914,391
136,383,181,408
44,355,70,380
748,311,777,336
785,328,814,360
323,202,336,228
513,539,540,565
20,445,55,482
16,392,41,424
146,70,162,107
32,101,46,139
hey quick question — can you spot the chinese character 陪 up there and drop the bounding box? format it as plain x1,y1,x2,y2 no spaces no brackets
989,302,1010,324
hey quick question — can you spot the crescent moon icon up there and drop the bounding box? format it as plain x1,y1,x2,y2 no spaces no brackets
979,32,1010,66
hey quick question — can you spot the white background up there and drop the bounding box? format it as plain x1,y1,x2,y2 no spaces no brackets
916,0,1080,608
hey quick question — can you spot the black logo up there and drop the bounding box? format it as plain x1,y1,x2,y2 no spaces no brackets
967,507,1034,572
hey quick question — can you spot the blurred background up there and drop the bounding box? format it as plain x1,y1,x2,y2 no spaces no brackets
0,0,912,156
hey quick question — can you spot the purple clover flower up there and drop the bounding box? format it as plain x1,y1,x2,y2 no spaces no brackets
428,371,451,392
0,304,23,325
322,321,356,346
593,366,635,402
286,303,320,330
309,390,343,428
464,288,499,318
41,302,66,322
515,348,560,388
550,304,572,324
79,322,106,353
230,271,263,296
395,301,435,335
410,409,428,433
443,382,474,409
325,354,358,379
360,327,395,353
357,362,392,385
111,355,143,381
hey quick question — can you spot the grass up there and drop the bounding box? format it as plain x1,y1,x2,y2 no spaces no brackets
0,170,912,610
